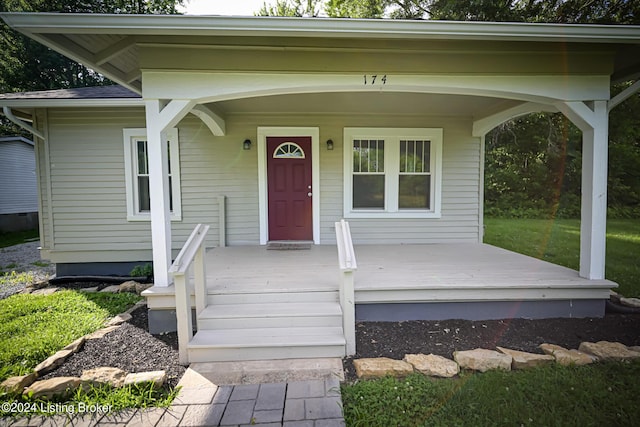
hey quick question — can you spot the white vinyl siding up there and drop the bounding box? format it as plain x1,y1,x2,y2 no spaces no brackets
343,128,443,219
123,128,181,221
0,138,38,215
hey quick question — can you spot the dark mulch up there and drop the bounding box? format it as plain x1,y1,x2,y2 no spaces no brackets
38,282,640,386
41,306,185,389
343,313,640,381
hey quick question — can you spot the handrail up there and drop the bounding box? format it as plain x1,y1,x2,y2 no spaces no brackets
336,219,357,271
335,219,357,356
171,223,210,365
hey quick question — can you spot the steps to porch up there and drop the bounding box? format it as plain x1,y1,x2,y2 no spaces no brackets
189,290,346,362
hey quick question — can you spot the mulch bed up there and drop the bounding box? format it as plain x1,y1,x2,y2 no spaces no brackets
343,314,640,381
41,306,185,389
35,282,640,385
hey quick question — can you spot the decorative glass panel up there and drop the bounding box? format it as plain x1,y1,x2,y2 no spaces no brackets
399,175,430,209
274,142,305,158
353,175,385,209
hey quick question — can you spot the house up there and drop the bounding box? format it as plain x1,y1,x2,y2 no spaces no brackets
1,13,639,363
0,136,38,232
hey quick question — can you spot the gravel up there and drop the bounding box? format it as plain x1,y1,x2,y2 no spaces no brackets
0,241,55,299
41,306,185,389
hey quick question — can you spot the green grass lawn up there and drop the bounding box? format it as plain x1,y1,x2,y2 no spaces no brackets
0,290,179,416
0,229,39,249
343,362,640,426
483,218,640,297
0,290,141,381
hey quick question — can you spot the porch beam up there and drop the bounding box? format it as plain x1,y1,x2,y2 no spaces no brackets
144,99,194,287
608,80,640,113
94,36,135,66
189,104,226,136
557,100,609,280
472,102,558,137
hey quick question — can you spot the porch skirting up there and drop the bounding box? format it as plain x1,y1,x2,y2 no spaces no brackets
355,299,605,322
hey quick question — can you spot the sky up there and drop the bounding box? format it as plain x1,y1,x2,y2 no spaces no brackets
180,0,268,16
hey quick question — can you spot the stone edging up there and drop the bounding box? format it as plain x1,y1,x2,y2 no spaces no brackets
0,298,157,399
353,341,640,379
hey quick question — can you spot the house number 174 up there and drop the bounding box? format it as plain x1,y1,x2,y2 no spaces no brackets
363,75,387,85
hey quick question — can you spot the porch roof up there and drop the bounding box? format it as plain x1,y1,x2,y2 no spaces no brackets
2,13,639,93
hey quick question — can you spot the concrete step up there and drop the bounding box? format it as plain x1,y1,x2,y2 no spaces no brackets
207,290,338,305
188,327,346,362
197,302,343,329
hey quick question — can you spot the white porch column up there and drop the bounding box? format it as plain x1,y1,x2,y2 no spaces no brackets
145,99,194,287
579,101,609,280
556,100,609,280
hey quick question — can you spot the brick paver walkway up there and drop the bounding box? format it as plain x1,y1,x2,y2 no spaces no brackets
1,378,346,427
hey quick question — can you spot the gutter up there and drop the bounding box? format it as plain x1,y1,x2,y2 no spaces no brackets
2,106,44,139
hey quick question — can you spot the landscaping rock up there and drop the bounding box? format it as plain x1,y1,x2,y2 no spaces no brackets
353,358,414,379
81,286,99,293
135,282,152,295
123,370,166,388
620,297,640,308
34,349,73,376
403,354,460,378
453,348,512,372
578,341,640,362
496,346,555,369
31,287,59,296
24,377,81,400
105,312,132,326
62,336,85,353
100,285,120,293
0,373,37,394
539,343,596,366
85,325,120,340
81,367,127,388
118,280,139,293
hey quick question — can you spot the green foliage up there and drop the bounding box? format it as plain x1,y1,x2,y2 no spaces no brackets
0,290,139,381
0,229,39,248
129,263,153,279
0,271,36,286
67,382,179,412
257,0,323,16
484,218,640,297
325,0,384,18
343,362,640,426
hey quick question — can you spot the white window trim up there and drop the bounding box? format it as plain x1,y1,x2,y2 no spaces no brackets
343,127,442,219
123,128,182,221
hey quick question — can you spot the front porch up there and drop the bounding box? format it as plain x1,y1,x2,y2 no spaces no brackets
143,242,616,363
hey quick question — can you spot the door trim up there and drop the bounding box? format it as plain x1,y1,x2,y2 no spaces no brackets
257,127,320,245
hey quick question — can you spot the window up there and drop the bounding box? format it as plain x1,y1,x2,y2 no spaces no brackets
343,128,442,218
274,142,305,158
123,128,181,221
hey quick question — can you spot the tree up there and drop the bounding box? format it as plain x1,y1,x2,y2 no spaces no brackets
257,0,323,17
325,0,385,18
0,0,185,135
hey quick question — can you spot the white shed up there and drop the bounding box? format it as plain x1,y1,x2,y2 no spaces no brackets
0,136,38,232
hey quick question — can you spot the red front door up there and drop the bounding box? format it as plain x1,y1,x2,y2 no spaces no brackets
267,136,313,241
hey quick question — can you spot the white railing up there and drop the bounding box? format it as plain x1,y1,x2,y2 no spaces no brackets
335,219,357,356
169,223,210,365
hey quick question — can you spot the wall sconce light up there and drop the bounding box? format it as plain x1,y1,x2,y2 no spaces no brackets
326,139,334,150
243,139,252,150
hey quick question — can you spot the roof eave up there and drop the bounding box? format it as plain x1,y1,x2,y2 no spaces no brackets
3,13,640,43
0,98,144,108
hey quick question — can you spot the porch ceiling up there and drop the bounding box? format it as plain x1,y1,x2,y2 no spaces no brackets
212,92,522,118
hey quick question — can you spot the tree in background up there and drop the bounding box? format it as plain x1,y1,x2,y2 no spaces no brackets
257,0,323,17
0,0,184,134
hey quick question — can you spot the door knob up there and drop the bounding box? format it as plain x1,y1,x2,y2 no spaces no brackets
307,192,312,197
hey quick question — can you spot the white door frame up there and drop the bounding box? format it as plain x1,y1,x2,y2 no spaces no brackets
257,127,321,245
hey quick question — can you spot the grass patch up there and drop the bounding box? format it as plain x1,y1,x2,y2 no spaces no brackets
30,261,50,268
343,362,640,426
483,218,640,297
0,271,37,287
0,229,39,249
0,290,140,381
